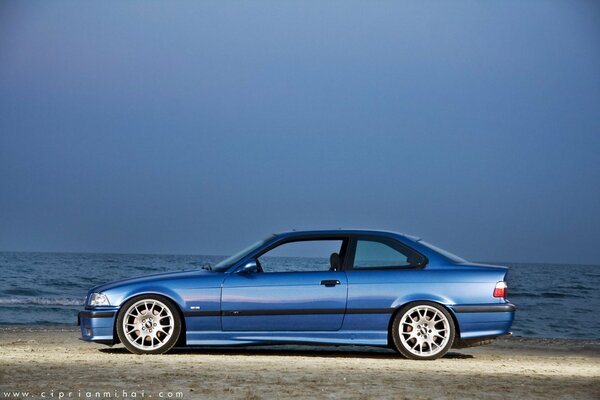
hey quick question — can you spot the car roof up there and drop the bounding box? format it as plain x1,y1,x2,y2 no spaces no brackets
273,229,421,242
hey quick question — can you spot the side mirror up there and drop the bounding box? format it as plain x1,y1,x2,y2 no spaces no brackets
238,260,259,274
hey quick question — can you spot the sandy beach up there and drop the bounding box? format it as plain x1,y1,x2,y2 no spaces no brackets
0,327,598,400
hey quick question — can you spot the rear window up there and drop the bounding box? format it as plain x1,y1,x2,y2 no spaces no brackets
418,240,467,263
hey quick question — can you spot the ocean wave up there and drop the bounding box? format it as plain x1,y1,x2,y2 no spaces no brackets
509,291,584,299
540,292,584,299
0,296,83,306
1,288,58,297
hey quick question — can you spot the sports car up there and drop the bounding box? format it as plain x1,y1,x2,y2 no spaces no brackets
79,230,515,360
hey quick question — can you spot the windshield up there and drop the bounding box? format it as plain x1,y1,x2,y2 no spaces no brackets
418,240,467,263
212,236,274,272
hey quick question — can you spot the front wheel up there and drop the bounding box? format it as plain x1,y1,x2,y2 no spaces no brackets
391,302,455,360
116,295,182,354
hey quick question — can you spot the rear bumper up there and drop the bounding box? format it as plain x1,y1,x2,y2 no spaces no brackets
78,309,117,345
451,303,516,313
450,302,516,340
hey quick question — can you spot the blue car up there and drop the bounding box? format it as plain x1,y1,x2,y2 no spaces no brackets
79,230,515,360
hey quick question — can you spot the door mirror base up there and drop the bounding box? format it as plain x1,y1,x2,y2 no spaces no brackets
238,260,259,274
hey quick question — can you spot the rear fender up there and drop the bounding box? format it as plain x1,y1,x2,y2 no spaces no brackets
391,293,453,309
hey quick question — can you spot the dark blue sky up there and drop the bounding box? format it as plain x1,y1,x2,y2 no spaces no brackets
1,1,599,264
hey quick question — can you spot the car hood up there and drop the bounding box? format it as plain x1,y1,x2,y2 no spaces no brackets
91,269,218,293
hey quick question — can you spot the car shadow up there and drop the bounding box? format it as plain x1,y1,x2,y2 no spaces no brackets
99,345,474,359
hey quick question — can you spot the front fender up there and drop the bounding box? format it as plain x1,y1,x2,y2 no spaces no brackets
106,285,186,310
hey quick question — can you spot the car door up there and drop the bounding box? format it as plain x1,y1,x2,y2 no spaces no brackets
344,236,430,323
221,238,349,331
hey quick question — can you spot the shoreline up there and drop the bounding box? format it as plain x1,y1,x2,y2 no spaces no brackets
2,324,599,340
1,327,598,399
2,325,599,345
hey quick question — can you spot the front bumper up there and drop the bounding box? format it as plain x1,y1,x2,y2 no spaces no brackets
78,309,118,345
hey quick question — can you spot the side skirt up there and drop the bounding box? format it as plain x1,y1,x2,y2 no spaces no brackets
185,330,389,346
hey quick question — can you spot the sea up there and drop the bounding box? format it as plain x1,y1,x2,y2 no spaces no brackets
0,252,599,339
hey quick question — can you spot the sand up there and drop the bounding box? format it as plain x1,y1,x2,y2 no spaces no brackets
0,327,598,400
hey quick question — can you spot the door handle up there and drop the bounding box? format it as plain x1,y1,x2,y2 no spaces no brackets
320,279,341,287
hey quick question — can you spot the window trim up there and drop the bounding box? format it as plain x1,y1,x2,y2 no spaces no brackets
346,235,428,271
252,235,351,274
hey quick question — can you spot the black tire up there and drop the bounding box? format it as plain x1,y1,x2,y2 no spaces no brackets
116,294,182,355
391,301,455,360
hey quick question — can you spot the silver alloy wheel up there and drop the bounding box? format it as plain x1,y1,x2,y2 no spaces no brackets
122,299,175,351
398,304,450,357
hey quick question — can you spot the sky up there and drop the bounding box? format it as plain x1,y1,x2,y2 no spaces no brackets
1,1,599,264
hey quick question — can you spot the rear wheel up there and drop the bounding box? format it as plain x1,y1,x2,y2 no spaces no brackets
116,295,181,355
391,302,455,360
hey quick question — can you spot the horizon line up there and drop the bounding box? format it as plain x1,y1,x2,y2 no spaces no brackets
0,249,598,268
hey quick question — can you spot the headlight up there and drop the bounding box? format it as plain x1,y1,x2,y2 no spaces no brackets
87,292,110,307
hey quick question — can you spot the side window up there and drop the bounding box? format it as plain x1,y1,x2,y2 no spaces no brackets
258,240,345,273
352,240,417,269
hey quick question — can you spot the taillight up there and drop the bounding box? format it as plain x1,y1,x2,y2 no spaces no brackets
493,281,507,298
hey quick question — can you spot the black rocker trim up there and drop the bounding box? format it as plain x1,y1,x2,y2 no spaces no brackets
184,308,394,317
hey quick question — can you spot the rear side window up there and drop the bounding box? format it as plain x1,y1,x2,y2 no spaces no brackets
352,239,420,269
